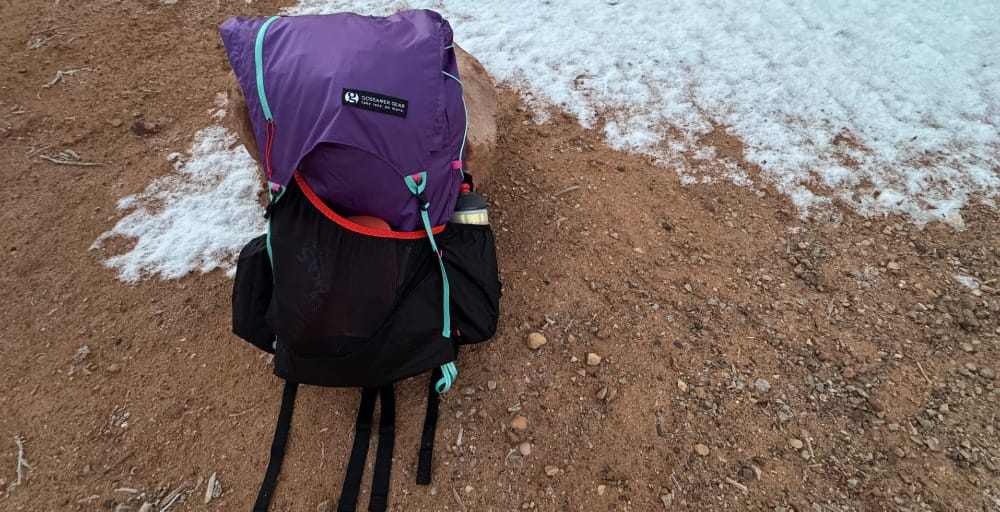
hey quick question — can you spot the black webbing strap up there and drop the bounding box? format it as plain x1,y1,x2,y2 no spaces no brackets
369,385,396,512
416,368,442,485
253,380,299,512
337,388,379,512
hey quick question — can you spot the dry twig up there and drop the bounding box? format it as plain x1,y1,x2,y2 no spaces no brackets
13,436,31,487
552,185,580,198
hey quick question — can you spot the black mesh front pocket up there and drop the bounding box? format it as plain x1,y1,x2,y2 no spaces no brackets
232,234,276,353
266,176,459,387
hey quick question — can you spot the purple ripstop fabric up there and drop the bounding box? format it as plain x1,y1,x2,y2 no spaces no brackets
219,10,465,230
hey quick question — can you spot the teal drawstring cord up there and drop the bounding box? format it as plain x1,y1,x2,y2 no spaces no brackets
404,172,457,393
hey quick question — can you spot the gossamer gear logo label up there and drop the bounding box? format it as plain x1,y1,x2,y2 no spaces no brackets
342,88,408,118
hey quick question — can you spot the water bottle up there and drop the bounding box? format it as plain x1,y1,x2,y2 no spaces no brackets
450,183,489,225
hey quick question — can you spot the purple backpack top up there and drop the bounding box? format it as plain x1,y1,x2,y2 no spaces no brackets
220,10,467,231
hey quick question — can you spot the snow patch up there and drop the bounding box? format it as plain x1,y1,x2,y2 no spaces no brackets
286,0,999,225
92,126,265,283
953,274,981,291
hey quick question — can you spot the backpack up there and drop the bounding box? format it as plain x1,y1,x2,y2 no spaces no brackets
222,11,501,512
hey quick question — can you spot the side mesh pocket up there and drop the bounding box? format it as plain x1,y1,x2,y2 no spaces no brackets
439,223,501,344
232,234,275,353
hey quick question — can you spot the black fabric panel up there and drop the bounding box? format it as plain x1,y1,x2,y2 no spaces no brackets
437,223,502,344
338,388,378,512
232,234,276,353
252,381,298,512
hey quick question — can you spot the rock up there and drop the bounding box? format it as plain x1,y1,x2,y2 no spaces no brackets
454,45,499,188
683,283,693,293
867,395,886,412
130,120,159,136
960,342,975,353
461,386,476,396
842,367,856,380
661,493,674,509
518,442,532,456
924,437,941,451
847,478,859,489
754,378,771,393
597,484,607,496
510,415,529,431
677,380,688,393
789,439,804,450
694,444,710,456
110,118,123,128
316,500,331,512
505,430,521,444
544,465,560,476
586,353,602,366
596,387,608,400
980,367,995,379
567,334,578,344
527,332,547,350
106,363,122,375
887,261,901,272
487,380,497,390
114,505,132,512
138,504,153,512
800,449,811,460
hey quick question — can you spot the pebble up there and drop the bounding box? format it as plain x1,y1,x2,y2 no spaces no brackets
487,380,497,390
677,380,689,393
694,444,710,456
847,478,859,489
887,261,901,272
867,396,886,412
110,118,123,128
893,447,905,458
518,442,532,456
842,367,856,380
510,415,529,431
138,505,153,512
461,386,476,396
789,439,804,450
800,450,811,460
754,378,771,393
464,485,473,494
567,334,578,344
316,500,331,512
980,367,995,379
924,437,941,451
683,283,693,293
527,332,547,350
544,466,560,476
596,387,608,400
960,342,975,353
106,363,122,375
586,353,602,366
597,485,607,496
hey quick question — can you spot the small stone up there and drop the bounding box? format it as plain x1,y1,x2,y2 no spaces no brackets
842,367,856,379
544,466,560,476
938,403,949,414
110,118,123,128
980,367,995,379
106,363,122,375
887,261,902,272
754,378,771,393
847,478,859,489
596,387,608,400
567,334,578,344
677,380,689,393
694,387,707,400
789,439,804,450
960,342,975,353
925,437,941,451
316,500,331,512
661,493,674,509
586,353,602,366
867,395,886,412
138,505,153,512
694,443,710,456
505,431,521,444
114,505,132,512
510,415,529,431
464,485,473,494
461,386,476,396
487,380,497,390
518,442,532,456
888,423,900,431
683,283,693,293
527,332,547,350
130,120,160,136
800,449,812,460
597,485,607,496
